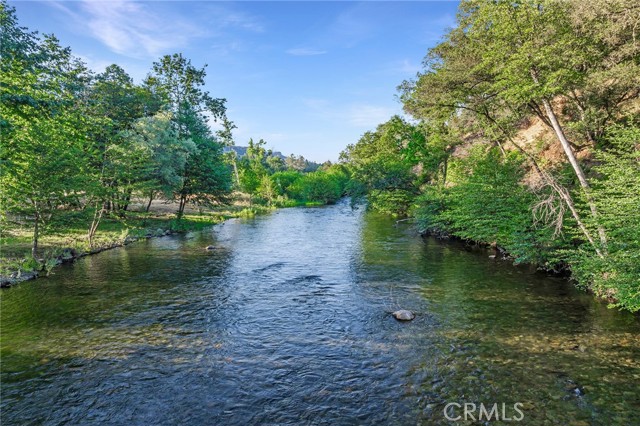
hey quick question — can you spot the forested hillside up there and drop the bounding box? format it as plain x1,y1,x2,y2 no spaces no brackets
341,0,640,311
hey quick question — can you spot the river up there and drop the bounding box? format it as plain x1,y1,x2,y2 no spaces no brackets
1,200,639,425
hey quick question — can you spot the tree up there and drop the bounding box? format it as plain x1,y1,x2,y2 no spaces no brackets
285,154,307,172
216,117,242,186
120,112,196,212
81,64,160,245
89,64,160,212
145,53,231,217
400,0,640,256
340,116,423,215
258,175,277,206
266,154,285,173
0,2,93,256
238,139,268,205
572,124,640,311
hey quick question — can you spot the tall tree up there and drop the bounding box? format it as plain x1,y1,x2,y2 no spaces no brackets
400,0,640,256
1,2,93,256
145,53,231,217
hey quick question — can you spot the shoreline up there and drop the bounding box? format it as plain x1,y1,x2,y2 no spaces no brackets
417,227,628,310
0,226,200,288
0,199,337,289
0,196,275,289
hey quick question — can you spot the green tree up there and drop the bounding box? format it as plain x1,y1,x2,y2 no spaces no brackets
238,138,269,205
285,154,307,172
258,175,277,206
400,0,640,256
146,53,231,217
0,2,93,256
120,112,196,212
340,116,423,215
269,170,303,198
290,170,346,205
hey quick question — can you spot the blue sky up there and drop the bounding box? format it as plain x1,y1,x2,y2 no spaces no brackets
10,1,459,162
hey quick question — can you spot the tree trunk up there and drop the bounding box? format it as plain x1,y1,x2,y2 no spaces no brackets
88,203,105,248
177,194,187,219
122,188,132,212
32,209,39,259
530,68,608,253
481,111,605,258
233,160,240,186
146,192,154,212
539,97,608,253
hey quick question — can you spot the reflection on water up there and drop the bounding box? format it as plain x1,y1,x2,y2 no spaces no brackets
1,200,639,425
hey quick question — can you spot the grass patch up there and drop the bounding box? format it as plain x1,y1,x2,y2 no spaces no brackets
0,203,253,279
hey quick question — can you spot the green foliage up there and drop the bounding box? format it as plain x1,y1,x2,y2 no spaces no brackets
289,168,348,205
0,2,95,256
258,175,277,206
340,116,425,215
234,143,345,207
122,112,196,198
237,139,269,200
367,189,415,218
415,146,554,263
1,3,235,258
145,53,232,216
285,154,319,172
270,170,303,197
395,0,640,311
570,125,640,311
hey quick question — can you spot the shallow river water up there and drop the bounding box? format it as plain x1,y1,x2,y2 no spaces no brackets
1,201,639,425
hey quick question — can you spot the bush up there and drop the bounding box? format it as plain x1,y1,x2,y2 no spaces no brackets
415,146,555,263
269,170,303,198
570,125,640,311
368,189,415,217
290,171,344,204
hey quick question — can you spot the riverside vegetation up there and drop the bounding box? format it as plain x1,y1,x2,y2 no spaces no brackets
0,1,348,283
1,0,639,313
340,0,640,312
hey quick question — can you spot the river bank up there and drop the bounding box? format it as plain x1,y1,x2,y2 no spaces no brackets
415,224,635,313
0,198,273,288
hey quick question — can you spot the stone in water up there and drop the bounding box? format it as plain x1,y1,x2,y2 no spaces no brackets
392,310,415,321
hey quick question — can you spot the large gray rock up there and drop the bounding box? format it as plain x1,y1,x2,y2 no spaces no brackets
392,310,415,321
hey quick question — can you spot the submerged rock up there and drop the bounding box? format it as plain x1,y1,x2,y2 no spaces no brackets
205,245,216,250
392,310,415,321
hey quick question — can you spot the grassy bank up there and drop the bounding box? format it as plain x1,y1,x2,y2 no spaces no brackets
0,199,273,286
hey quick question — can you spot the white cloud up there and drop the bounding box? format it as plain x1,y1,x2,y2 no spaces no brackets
217,10,265,33
83,1,202,58
48,0,263,59
286,48,327,56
